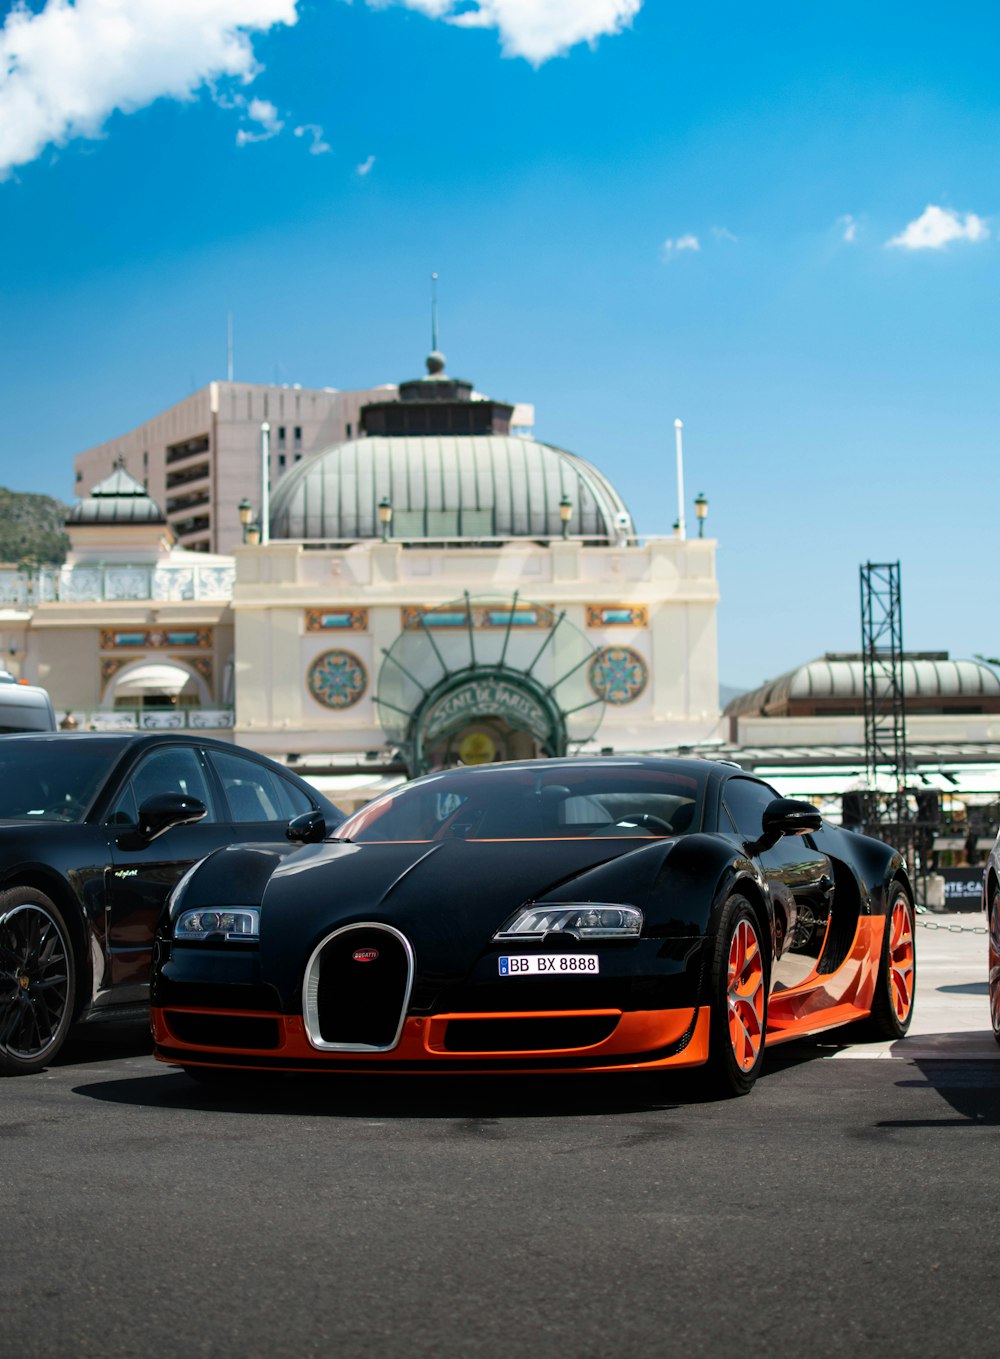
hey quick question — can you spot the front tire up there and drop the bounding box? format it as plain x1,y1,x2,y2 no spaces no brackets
0,888,77,1076
702,894,768,1098
863,884,916,1040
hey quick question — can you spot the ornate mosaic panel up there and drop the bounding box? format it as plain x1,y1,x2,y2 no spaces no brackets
100,628,213,650
307,649,368,710
305,608,369,632
585,604,649,629
189,657,213,685
100,657,130,686
403,604,555,631
587,646,649,705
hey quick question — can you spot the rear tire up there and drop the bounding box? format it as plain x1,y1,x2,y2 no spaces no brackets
860,883,916,1040
701,894,768,1098
0,888,77,1076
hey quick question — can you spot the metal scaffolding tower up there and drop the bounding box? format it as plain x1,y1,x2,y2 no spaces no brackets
859,561,908,839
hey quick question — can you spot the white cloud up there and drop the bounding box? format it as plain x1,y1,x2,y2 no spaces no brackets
236,97,283,145
711,225,738,243
662,234,700,258
839,214,858,243
356,154,376,177
0,1,644,179
294,123,331,155
386,1,643,64
0,0,298,179
887,204,989,250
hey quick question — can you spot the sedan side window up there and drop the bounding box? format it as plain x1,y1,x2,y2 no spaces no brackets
207,749,313,824
109,746,218,825
722,778,777,839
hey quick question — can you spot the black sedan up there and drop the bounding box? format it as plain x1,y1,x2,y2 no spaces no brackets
151,757,915,1096
0,732,342,1075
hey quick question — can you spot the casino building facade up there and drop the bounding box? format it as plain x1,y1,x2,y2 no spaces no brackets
233,352,722,789
1,351,722,804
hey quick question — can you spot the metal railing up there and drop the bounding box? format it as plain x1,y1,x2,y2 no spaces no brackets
0,563,235,604
62,708,234,732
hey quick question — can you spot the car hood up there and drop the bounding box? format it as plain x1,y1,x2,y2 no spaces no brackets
257,836,677,995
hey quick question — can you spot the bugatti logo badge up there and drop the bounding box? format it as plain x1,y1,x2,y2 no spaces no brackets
353,947,379,962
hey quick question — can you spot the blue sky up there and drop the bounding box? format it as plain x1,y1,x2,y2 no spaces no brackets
1,0,998,691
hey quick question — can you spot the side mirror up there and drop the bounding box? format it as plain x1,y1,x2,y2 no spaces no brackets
117,793,207,849
762,797,822,839
287,808,327,844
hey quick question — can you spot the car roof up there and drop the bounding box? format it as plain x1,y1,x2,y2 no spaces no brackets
402,755,748,785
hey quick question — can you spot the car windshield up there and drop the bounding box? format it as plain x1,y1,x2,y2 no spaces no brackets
0,741,121,822
338,763,707,842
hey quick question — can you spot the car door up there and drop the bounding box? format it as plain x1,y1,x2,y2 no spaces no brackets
721,777,834,992
105,743,232,1001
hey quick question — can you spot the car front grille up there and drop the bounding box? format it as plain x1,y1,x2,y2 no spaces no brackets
303,924,413,1051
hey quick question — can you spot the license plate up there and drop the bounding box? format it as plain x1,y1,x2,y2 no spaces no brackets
498,955,599,976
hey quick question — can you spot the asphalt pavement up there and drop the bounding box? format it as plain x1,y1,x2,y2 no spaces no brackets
1,910,997,1359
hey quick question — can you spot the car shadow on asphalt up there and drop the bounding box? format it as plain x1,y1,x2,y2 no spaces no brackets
69,1037,842,1118
56,1021,153,1066
880,1056,1000,1126
72,1065,719,1118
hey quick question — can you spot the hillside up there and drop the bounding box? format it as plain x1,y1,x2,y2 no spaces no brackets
0,486,70,566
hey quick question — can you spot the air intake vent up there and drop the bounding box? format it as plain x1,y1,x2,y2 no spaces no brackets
443,1016,618,1053
166,1012,280,1050
303,924,414,1052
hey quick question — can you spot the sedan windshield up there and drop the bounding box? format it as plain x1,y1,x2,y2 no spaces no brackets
0,741,121,822
339,763,706,842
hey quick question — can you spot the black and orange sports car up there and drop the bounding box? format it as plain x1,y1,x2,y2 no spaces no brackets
151,757,916,1096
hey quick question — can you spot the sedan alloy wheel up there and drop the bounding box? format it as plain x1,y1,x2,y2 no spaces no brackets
0,890,76,1076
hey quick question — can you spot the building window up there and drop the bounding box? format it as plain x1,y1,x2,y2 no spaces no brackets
293,425,302,449
295,453,302,462
277,425,286,449
346,422,352,438
278,454,286,469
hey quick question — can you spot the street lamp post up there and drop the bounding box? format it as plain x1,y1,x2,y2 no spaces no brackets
378,497,393,542
559,493,573,540
238,497,254,543
694,492,709,538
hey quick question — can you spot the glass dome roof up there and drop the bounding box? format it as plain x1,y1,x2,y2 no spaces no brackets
268,433,635,542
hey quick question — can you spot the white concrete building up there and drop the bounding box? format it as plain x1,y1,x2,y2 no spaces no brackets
6,352,720,807
231,352,721,785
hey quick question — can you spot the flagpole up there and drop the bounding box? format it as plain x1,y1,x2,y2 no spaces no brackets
674,418,687,540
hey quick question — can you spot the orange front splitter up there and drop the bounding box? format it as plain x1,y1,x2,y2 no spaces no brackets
152,1005,712,1074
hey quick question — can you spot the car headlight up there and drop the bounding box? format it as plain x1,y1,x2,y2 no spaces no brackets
174,908,260,942
494,904,643,940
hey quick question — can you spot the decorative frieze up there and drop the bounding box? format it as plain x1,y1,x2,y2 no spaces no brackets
585,604,648,628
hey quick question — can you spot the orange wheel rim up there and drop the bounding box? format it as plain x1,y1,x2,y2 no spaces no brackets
727,917,764,1071
888,897,915,1023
